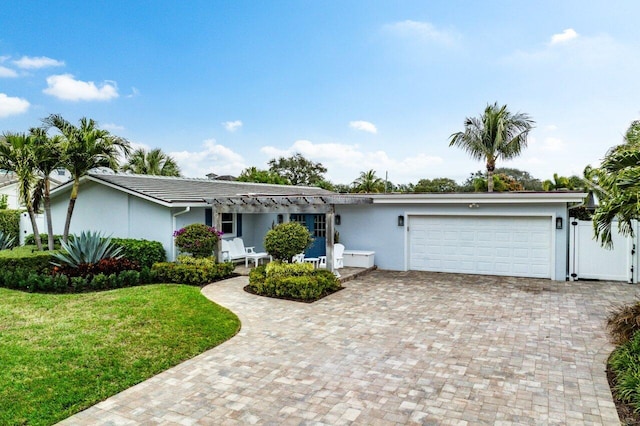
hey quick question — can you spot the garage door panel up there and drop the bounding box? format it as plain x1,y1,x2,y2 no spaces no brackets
409,216,552,278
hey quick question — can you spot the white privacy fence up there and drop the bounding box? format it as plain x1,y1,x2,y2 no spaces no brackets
569,218,638,283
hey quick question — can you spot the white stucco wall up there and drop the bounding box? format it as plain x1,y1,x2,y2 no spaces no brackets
336,202,572,281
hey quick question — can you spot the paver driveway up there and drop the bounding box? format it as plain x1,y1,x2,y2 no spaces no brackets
61,271,640,425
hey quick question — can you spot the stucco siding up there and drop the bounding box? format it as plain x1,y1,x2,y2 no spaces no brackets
337,202,571,281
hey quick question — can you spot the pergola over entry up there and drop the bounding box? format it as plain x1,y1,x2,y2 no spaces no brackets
207,194,373,272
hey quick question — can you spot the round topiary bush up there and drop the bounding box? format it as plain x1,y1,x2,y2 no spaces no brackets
264,222,313,262
173,223,223,258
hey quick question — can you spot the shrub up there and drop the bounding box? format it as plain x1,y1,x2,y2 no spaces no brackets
152,257,234,285
607,302,640,345
51,231,123,269
52,257,140,278
264,222,313,262
0,253,55,274
111,238,166,268
249,264,341,301
609,332,640,412
25,233,64,248
0,210,20,243
173,224,223,258
265,261,314,277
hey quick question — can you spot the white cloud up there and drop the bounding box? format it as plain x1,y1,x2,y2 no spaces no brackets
13,56,65,69
102,123,125,131
0,66,17,78
126,87,140,98
261,139,443,184
0,93,30,117
43,74,119,101
170,139,246,178
383,20,458,46
550,28,578,45
349,120,377,134
222,120,243,132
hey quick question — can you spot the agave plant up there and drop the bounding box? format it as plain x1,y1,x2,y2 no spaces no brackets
51,230,124,268
0,231,15,250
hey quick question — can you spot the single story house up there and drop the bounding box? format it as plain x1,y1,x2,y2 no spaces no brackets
49,172,585,281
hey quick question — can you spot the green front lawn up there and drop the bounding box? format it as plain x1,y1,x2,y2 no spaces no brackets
0,284,240,426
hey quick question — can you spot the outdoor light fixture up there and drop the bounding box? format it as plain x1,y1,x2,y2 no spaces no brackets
556,217,563,229
335,215,341,225
397,215,404,227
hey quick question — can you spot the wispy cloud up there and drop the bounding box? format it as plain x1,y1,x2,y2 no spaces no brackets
170,139,246,178
43,74,119,101
0,66,18,78
222,120,243,132
126,87,140,98
0,93,30,117
550,28,578,45
13,56,65,69
349,120,377,134
382,20,459,46
261,139,442,184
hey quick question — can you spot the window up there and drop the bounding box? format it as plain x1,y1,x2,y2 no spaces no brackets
221,213,234,235
313,215,326,238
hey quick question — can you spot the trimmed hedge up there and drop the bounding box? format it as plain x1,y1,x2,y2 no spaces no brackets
0,267,157,293
249,264,341,301
25,233,64,248
152,256,234,286
0,210,21,243
111,238,166,268
0,253,55,274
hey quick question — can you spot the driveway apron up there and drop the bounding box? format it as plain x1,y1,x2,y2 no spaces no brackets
60,271,640,425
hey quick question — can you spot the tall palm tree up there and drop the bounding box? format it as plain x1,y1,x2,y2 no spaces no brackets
29,127,64,250
122,147,181,176
352,170,384,193
43,114,131,243
449,102,534,192
0,132,43,250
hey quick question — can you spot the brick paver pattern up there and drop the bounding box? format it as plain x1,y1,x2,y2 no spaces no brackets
59,271,640,425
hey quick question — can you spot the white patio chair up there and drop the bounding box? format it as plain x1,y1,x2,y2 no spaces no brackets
318,243,345,270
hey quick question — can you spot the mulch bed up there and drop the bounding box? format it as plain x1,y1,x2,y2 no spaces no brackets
243,285,343,303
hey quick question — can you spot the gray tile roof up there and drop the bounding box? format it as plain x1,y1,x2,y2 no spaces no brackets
86,172,334,205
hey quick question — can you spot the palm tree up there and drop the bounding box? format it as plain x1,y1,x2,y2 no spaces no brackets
122,148,181,176
43,114,131,243
593,120,640,247
29,127,64,250
0,132,43,250
352,170,384,193
449,102,534,192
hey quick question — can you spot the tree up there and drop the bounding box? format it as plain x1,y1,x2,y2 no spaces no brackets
0,132,43,250
29,127,64,250
121,147,181,176
414,178,459,193
237,166,290,185
268,153,327,186
593,120,640,247
472,173,524,192
449,102,534,192
495,168,542,190
43,114,131,243
542,173,584,191
352,170,384,193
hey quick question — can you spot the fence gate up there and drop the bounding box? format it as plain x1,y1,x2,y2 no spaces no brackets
569,218,638,283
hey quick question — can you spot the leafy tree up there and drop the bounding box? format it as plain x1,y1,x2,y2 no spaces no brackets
542,173,584,191
0,132,43,250
495,168,542,190
264,222,313,262
29,127,64,250
394,183,415,193
43,114,131,243
332,183,352,193
414,178,459,193
352,169,384,193
122,148,181,176
472,173,524,192
237,166,290,185
593,120,640,247
449,102,534,192
268,153,327,186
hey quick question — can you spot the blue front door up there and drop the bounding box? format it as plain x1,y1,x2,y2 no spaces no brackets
290,214,326,258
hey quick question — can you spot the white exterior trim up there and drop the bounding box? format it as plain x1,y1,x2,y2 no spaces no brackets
372,192,585,205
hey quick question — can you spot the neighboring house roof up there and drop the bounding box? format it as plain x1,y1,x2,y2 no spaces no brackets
50,172,334,207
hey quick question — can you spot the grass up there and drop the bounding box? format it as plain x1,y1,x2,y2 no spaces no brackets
0,284,240,426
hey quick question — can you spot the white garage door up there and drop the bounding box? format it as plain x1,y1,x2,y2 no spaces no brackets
409,215,552,278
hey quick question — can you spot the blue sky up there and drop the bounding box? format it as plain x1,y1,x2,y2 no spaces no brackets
1,1,639,185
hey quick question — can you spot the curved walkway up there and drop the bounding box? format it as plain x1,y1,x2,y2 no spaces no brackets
61,271,640,425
